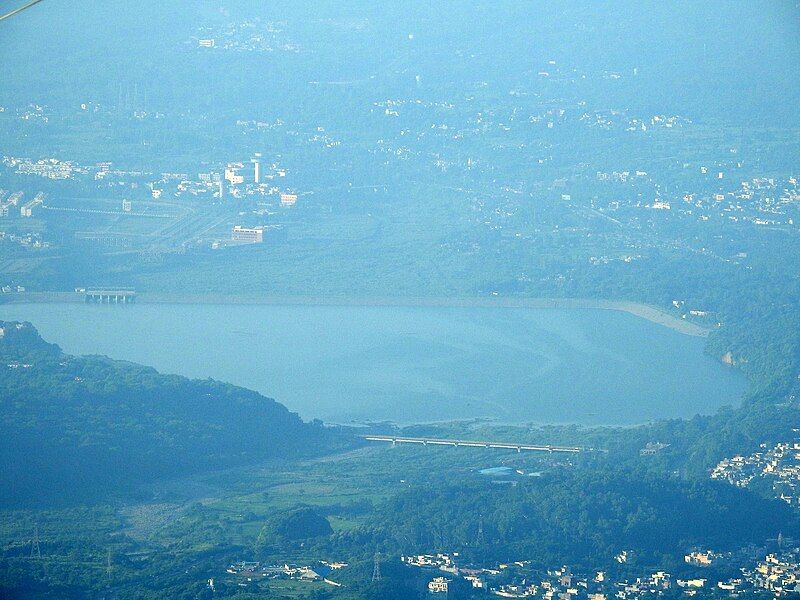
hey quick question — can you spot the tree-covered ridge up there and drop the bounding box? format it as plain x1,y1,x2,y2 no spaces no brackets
364,468,794,567
0,321,351,507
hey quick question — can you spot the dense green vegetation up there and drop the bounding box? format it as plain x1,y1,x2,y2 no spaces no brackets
366,469,793,566
0,320,352,507
258,507,335,546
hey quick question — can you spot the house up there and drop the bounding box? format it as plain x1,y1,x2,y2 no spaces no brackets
428,577,450,593
685,551,715,567
677,578,706,588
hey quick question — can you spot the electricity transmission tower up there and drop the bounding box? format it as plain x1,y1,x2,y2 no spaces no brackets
30,523,41,559
474,514,485,547
372,552,381,582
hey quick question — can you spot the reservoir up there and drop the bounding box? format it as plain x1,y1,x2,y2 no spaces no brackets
0,302,747,425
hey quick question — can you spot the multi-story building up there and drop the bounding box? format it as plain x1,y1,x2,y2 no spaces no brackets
231,226,263,243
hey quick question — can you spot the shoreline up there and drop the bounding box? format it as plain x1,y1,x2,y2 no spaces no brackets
1,292,710,337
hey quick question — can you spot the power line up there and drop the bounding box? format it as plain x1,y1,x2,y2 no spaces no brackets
0,0,46,23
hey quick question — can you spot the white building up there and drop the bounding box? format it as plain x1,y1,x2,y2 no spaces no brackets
428,577,450,593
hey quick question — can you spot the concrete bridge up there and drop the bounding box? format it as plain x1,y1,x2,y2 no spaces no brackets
84,289,136,304
362,435,585,454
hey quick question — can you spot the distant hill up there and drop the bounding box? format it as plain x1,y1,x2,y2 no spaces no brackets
0,321,352,507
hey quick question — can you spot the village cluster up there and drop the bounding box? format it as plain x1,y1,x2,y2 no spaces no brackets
219,559,348,592
218,545,800,598
398,546,800,598
712,437,800,505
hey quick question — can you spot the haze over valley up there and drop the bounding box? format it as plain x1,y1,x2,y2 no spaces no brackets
0,2,799,599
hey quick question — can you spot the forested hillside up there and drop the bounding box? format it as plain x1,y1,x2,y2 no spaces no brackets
0,321,351,507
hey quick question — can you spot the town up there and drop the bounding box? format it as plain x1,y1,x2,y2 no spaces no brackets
1,74,797,298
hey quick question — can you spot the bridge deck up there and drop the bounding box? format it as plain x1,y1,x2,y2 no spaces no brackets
362,435,585,453
84,289,137,304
